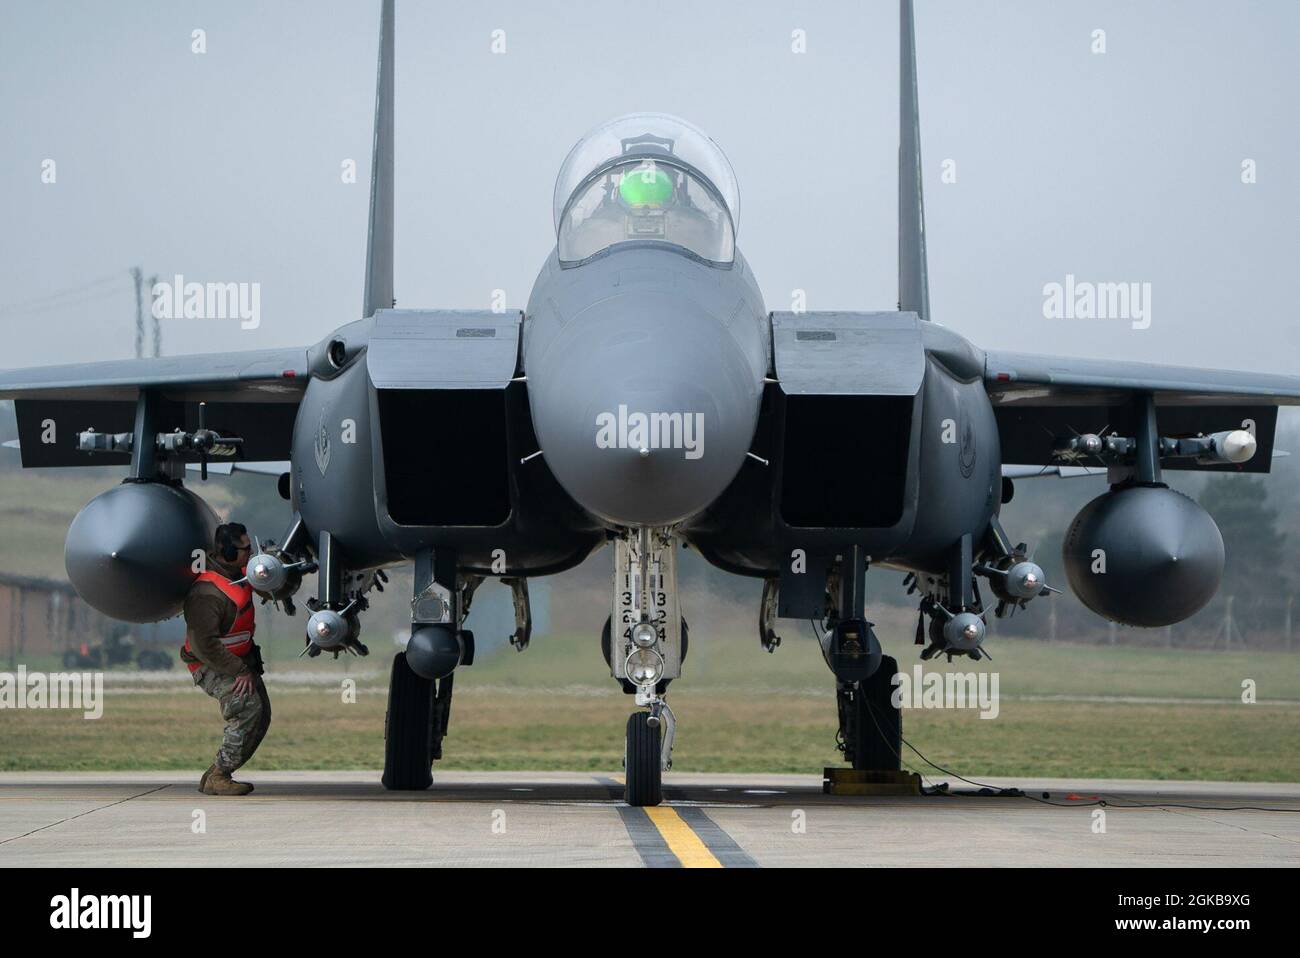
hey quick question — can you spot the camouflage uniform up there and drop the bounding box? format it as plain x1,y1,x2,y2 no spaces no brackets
181,553,271,773
191,666,272,773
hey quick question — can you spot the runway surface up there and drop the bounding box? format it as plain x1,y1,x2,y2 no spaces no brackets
1,771,1297,867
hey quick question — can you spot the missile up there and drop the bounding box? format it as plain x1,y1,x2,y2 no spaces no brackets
1056,427,1259,468
1201,429,1257,465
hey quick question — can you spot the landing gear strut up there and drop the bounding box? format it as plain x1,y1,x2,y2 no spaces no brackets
837,654,902,770
813,548,901,771
383,547,466,791
611,527,682,807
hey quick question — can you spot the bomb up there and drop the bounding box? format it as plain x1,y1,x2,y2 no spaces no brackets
65,481,218,623
1063,485,1224,627
943,611,986,651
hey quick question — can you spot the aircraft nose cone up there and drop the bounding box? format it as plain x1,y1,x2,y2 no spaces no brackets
528,290,761,526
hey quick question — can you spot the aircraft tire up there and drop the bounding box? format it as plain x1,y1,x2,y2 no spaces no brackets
624,712,662,807
852,654,902,771
382,651,436,790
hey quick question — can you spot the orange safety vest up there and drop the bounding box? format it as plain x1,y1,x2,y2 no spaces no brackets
182,570,256,673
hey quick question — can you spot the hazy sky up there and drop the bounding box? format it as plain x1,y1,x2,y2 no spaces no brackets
2,0,1297,373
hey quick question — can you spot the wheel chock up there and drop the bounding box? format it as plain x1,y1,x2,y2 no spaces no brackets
823,767,922,796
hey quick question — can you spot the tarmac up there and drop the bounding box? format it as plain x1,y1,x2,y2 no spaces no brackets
1,771,1297,867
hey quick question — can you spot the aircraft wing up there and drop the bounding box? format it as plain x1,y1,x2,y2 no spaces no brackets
985,351,1300,407
0,346,310,403
985,350,1300,474
0,347,311,468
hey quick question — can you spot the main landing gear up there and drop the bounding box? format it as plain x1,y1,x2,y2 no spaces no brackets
381,652,454,790
837,654,902,770
804,546,905,771
382,549,491,791
807,527,1053,772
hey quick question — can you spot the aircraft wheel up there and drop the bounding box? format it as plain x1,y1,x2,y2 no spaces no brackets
624,712,663,807
382,651,436,791
852,654,902,771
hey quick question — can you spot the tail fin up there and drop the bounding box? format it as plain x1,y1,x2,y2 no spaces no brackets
362,0,395,318
898,0,930,321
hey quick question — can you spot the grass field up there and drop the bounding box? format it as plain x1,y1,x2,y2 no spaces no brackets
4,625,1298,781
5,469,1295,781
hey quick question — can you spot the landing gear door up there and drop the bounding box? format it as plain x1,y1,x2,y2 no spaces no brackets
611,535,682,682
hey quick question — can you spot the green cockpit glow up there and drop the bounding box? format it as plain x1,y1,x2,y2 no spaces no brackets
618,168,673,207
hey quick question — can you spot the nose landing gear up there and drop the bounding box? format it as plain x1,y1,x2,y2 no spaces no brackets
625,696,676,807
610,527,682,807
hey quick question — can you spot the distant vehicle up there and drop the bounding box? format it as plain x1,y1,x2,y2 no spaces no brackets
61,622,177,671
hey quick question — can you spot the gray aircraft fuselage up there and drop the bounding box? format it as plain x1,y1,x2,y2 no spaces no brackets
524,245,768,528
287,235,1002,583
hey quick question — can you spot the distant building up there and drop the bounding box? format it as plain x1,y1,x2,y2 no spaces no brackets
0,572,99,665
0,572,181,668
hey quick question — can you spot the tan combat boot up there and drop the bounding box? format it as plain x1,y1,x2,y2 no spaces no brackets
201,767,254,796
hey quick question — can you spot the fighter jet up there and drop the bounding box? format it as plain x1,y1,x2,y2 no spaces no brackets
3,0,1297,805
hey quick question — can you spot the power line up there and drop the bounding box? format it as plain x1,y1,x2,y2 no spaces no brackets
0,271,130,317
0,267,163,358
0,283,134,320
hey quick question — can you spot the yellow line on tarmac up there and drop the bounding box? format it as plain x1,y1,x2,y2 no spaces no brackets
643,805,723,868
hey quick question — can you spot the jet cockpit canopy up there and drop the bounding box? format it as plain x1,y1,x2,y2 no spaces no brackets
552,113,739,267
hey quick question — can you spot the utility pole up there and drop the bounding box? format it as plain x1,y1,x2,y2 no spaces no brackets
130,266,144,359
148,273,161,356
1214,595,1242,649
129,267,163,358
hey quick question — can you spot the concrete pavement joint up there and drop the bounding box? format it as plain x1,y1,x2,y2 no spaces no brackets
0,784,170,847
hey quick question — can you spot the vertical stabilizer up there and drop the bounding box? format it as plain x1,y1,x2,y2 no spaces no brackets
362,0,395,318
898,0,930,321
